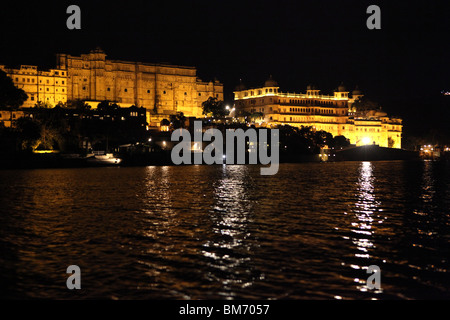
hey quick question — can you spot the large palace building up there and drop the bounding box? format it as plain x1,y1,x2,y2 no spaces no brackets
0,65,68,108
1,48,223,129
234,77,402,148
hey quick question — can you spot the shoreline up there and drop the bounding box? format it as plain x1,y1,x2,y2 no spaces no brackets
0,147,427,170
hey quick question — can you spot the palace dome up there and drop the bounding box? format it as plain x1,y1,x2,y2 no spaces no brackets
352,86,362,96
337,82,346,92
234,79,246,91
264,75,278,87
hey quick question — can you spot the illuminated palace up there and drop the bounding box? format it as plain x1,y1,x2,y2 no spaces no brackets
1,48,223,129
234,77,402,148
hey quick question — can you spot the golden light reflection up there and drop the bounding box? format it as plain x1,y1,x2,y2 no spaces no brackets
352,162,382,294
202,165,256,293
414,160,435,217
142,166,177,236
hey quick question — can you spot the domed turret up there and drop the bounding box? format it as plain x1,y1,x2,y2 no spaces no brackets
334,82,349,99
264,75,278,87
234,79,246,91
352,85,362,96
337,82,346,92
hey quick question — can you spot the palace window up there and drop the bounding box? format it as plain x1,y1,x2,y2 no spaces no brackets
125,88,128,92
147,90,150,93
107,88,111,91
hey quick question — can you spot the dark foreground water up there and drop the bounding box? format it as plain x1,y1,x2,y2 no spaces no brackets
0,161,449,300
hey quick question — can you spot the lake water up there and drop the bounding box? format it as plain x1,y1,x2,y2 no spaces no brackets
0,161,449,299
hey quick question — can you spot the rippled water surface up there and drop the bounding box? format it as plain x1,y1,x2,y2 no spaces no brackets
0,161,449,299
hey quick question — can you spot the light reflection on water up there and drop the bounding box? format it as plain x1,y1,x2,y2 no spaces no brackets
351,162,382,295
0,161,449,299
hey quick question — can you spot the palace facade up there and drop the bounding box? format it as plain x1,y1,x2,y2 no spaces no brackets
56,48,223,128
0,65,68,108
234,77,402,148
1,48,223,129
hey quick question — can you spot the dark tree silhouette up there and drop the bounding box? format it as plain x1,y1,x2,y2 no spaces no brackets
0,70,28,109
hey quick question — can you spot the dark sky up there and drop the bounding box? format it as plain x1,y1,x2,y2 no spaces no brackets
1,0,449,139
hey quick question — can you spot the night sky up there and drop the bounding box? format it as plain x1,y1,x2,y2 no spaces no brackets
1,0,449,141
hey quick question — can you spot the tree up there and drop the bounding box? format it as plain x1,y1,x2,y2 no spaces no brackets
352,96,380,112
67,99,91,110
169,112,187,129
332,135,350,149
202,97,228,118
97,100,120,112
34,101,53,109
250,112,264,121
0,70,28,109
15,117,41,151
